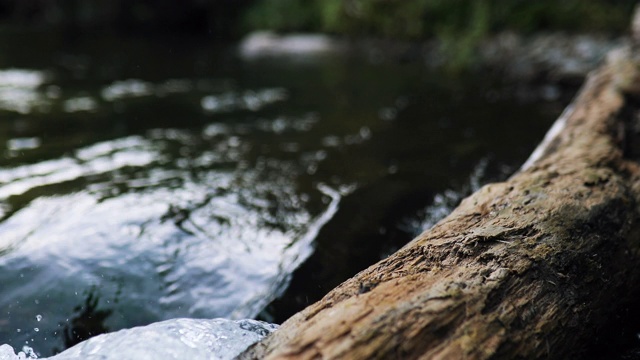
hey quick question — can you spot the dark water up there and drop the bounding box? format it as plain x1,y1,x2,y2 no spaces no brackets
0,32,572,357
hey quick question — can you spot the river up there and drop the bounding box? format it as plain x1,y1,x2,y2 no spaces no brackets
0,32,570,357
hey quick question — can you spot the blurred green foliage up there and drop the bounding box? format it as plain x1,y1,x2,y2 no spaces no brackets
0,0,635,42
242,0,636,69
0,0,635,38
243,0,637,36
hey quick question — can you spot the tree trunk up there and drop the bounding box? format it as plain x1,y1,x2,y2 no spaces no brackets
238,21,640,360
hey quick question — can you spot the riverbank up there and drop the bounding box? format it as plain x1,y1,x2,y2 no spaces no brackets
239,31,627,82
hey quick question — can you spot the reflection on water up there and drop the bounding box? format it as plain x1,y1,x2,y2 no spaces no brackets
0,107,341,355
201,88,288,113
59,290,112,351
0,69,49,114
0,34,567,357
402,157,492,236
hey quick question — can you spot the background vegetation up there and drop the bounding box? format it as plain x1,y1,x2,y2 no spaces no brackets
244,0,636,37
0,0,636,39
0,0,635,71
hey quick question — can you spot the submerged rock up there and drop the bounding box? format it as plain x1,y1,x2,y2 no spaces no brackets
478,32,628,80
244,31,626,82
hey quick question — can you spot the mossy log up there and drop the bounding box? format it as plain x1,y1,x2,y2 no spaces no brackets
239,22,640,360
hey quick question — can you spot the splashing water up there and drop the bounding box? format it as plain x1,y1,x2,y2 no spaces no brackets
0,345,37,360
0,318,277,360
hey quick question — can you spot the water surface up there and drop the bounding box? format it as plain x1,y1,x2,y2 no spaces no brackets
0,33,567,356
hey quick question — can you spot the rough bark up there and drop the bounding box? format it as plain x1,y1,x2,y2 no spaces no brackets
238,23,640,360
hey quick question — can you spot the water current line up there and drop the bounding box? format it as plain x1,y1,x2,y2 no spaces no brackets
231,183,344,319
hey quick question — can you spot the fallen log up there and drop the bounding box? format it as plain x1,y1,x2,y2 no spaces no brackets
239,15,640,360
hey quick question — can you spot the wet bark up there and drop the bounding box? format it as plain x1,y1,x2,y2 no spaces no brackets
238,17,640,360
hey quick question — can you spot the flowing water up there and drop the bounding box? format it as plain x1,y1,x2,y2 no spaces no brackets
0,33,571,357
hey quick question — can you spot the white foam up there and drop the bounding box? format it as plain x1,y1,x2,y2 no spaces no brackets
0,318,276,360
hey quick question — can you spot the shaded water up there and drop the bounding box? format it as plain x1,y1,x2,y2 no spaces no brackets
0,33,569,357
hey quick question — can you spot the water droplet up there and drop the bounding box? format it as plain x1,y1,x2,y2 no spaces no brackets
22,345,37,359
16,328,20,333
33,328,39,332
35,314,42,322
